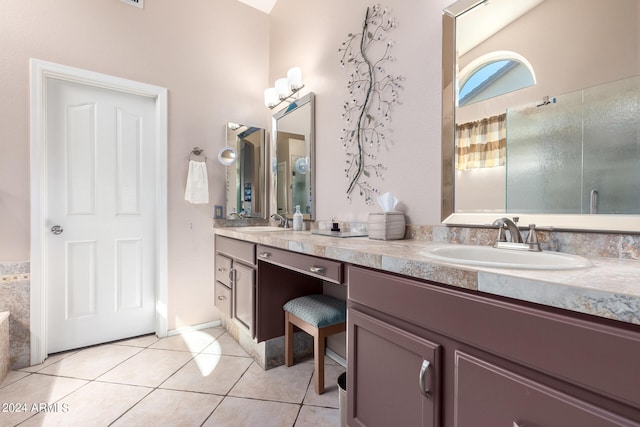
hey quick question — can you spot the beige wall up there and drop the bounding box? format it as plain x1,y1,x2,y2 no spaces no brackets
270,0,448,225
6,0,634,333
0,0,270,329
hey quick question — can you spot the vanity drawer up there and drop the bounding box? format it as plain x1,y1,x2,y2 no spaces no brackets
256,245,343,284
215,254,232,287
216,235,255,266
455,351,633,426
215,281,232,317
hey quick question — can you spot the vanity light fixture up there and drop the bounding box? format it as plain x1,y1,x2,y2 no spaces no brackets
264,67,305,109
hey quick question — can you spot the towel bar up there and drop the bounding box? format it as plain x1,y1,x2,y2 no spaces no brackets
189,147,207,162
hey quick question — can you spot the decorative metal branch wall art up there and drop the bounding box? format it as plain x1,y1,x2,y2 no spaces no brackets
339,4,403,205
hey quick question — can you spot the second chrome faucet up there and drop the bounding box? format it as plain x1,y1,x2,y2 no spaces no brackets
492,217,541,252
270,213,290,228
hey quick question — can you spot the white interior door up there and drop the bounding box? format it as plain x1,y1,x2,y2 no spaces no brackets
45,78,157,353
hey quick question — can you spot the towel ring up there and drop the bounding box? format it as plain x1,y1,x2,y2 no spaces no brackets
189,147,207,162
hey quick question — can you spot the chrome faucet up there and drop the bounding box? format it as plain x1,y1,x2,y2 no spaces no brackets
493,217,523,243
270,213,289,228
492,217,541,252
228,212,249,219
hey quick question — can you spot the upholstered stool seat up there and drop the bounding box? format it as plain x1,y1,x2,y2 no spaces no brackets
283,294,346,394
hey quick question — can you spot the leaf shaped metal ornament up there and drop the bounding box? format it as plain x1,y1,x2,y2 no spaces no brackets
338,4,403,205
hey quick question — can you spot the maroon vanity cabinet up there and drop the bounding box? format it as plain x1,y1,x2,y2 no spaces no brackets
215,236,346,343
347,265,640,427
215,235,257,337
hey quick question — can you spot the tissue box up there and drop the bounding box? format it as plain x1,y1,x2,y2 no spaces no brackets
368,212,405,240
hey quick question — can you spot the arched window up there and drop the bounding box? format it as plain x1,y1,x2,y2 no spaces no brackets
458,51,536,107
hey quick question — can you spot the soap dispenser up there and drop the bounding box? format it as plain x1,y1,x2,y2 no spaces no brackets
293,205,303,231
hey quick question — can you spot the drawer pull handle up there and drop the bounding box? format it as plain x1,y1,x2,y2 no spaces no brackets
259,252,271,258
217,267,226,272
217,295,226,301
419,360,430,398
309,266,326,274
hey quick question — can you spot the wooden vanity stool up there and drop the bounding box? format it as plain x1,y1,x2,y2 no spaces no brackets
283,294,346,394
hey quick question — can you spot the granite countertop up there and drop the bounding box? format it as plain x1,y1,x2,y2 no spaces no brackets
214,227,640,326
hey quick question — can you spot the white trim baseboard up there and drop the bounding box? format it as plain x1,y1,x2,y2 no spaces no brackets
326,348,347,368
167,320,223,337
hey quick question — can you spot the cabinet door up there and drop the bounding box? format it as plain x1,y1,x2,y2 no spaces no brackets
455,351,637,427
233,262,255,337
348,309,441,427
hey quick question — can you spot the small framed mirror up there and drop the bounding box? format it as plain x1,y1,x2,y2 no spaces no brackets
224,122,267,218
271,92,315,220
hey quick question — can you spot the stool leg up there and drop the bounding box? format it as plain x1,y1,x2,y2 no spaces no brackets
285,312,294,367
314,332,325,394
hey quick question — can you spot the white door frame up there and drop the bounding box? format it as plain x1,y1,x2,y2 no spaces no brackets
29,59,168,365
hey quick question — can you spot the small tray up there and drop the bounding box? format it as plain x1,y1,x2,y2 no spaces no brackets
311,230,368,238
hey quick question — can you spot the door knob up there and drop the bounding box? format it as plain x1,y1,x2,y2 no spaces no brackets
50,225,64,235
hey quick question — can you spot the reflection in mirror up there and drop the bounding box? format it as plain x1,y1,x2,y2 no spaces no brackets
442,0,640,231
272,92,315,220
507,77,640,215
225,122,267,218
458,53,536,107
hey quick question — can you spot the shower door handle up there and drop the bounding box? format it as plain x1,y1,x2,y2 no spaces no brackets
590,190,598,214
50,225,64,235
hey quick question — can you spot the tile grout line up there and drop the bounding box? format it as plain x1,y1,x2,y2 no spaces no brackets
8,337,164,427
5,329,341,426
108,333,222,426
110,330,241,426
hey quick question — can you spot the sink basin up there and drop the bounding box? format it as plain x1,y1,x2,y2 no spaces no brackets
236,226,288,232
420,244,593,270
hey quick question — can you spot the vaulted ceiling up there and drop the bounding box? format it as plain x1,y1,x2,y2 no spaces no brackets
236,0,278,14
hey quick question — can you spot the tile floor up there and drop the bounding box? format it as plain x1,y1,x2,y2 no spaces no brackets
0,327,345,426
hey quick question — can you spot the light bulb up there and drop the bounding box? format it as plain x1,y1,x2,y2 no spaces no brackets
275,78,289,99
264,88,277,107
287,67,302,90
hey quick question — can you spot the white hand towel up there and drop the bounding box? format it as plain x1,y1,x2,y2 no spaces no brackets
185,160,209,204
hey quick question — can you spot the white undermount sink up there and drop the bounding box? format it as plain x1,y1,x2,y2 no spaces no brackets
420,244,593,270
236,226,288,232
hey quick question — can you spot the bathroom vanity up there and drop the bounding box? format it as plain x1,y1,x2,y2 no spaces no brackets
213,227,640,426
348,266,640,426
215,236,257,337
214,234,345,365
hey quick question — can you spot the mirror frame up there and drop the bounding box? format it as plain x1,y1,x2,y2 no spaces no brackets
442,0,640,232
271,92,316,220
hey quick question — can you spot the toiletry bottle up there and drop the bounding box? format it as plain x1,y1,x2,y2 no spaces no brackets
293,205,303,231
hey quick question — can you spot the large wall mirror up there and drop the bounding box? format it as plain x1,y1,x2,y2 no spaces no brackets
225,122,267,218
442,0,640,231
271,92,315,220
